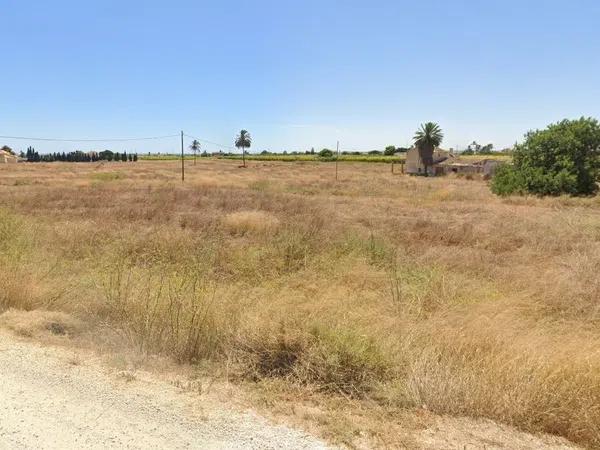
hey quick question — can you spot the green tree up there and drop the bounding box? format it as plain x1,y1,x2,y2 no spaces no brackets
479,143,494,154
413,122,443,176
468,141,481,153
1,145,14,155
100,150,114,161
491,117,600,196
384,145,396,156
235,130,251,167
189,139,201,165
319,148,334,158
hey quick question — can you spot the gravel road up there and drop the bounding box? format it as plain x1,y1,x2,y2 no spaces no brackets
0,332,330,450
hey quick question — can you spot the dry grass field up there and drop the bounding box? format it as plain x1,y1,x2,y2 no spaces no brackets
1,159,599,447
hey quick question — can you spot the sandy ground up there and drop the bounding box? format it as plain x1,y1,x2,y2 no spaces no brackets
0,331,330,450
0,327,579,450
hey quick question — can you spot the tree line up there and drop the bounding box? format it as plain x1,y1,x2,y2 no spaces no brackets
21,147,138,162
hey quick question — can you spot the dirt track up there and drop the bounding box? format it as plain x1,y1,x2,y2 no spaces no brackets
0,332,330,449
0,328,580,450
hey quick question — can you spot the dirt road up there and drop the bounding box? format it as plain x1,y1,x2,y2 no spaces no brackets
0,332,330,449
0,328,579,450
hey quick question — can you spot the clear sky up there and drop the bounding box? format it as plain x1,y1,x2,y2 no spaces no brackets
2,0,599,154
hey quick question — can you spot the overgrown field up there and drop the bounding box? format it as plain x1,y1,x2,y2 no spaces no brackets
0,160,598,447
223,154,406,163
141,153,407,163
142,152,511,164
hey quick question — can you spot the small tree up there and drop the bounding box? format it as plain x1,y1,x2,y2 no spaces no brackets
413,122,443,176
189,140,201,165
235,130,251,167
491,117,600,196
384,145,396,156
133,153,138,162
479,143,494,154
468,141,481,153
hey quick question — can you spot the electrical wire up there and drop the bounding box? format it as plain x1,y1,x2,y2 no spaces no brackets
1,132,387,154
0,134,180,142
183,133,236,150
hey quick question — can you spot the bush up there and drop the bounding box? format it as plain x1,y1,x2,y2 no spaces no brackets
492,117,600,196
490,164,526,196
318,148,334,158
305,325,391,395
249,323,391,396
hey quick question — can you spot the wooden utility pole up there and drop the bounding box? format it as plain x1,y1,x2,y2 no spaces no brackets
335,140,339,181
181,130,185,182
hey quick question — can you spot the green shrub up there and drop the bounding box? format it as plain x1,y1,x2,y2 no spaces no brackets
491,117,600,196
490,164,526,196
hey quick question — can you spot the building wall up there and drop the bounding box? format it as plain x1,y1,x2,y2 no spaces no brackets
405,148,422,174
406,148,451,175
0,152,18,164
443,164,480,175
482,160,501,177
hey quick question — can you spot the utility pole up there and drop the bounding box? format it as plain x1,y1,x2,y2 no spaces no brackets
181,130,185,182
335,140,339,181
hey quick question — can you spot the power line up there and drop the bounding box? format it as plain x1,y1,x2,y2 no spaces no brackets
183,133,236,150
0,134,180,142
1,131,388,154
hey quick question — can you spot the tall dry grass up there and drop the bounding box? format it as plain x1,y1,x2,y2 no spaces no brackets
1,160,600,446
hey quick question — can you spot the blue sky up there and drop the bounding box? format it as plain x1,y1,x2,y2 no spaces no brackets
2,0,599,154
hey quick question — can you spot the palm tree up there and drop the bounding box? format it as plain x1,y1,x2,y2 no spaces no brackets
413,122,443,176
235,130,252,167
189,140,201,165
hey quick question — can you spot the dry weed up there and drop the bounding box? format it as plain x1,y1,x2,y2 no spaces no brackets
1,160,599,447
